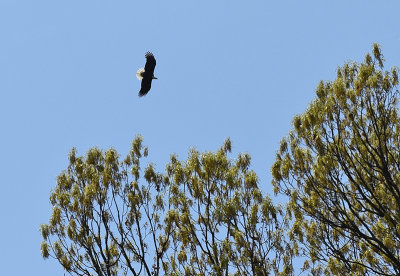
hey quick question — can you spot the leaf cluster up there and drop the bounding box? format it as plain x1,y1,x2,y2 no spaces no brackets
272,44,400,275
41,137,294,275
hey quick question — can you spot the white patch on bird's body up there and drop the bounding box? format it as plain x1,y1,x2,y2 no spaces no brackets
136,68,145,80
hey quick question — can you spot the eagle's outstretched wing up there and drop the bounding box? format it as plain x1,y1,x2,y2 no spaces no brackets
139,52,157,97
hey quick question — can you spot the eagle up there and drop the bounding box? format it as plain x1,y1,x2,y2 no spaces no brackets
136,52,157,97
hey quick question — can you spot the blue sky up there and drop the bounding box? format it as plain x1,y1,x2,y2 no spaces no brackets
1,1,400,275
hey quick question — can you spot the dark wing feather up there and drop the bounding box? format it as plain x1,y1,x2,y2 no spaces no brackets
144,52,156,75
139,79,152,96
138,52,156,97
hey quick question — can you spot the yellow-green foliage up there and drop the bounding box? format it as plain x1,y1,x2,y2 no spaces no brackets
271,44,400,275
41,137,293,275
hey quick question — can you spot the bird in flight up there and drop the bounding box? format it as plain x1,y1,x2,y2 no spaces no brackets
136,52,157,97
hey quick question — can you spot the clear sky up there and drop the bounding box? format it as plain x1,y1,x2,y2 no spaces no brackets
1,1,400,275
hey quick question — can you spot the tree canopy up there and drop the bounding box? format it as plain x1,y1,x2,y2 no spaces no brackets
41,137,293,275
42,44,400,276
272,44,400,275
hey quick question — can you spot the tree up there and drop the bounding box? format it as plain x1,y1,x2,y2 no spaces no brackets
271,44,400,275
41,136,293,275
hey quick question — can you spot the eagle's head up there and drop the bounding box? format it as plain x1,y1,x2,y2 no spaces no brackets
136,68,145,80
136,68,158,80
